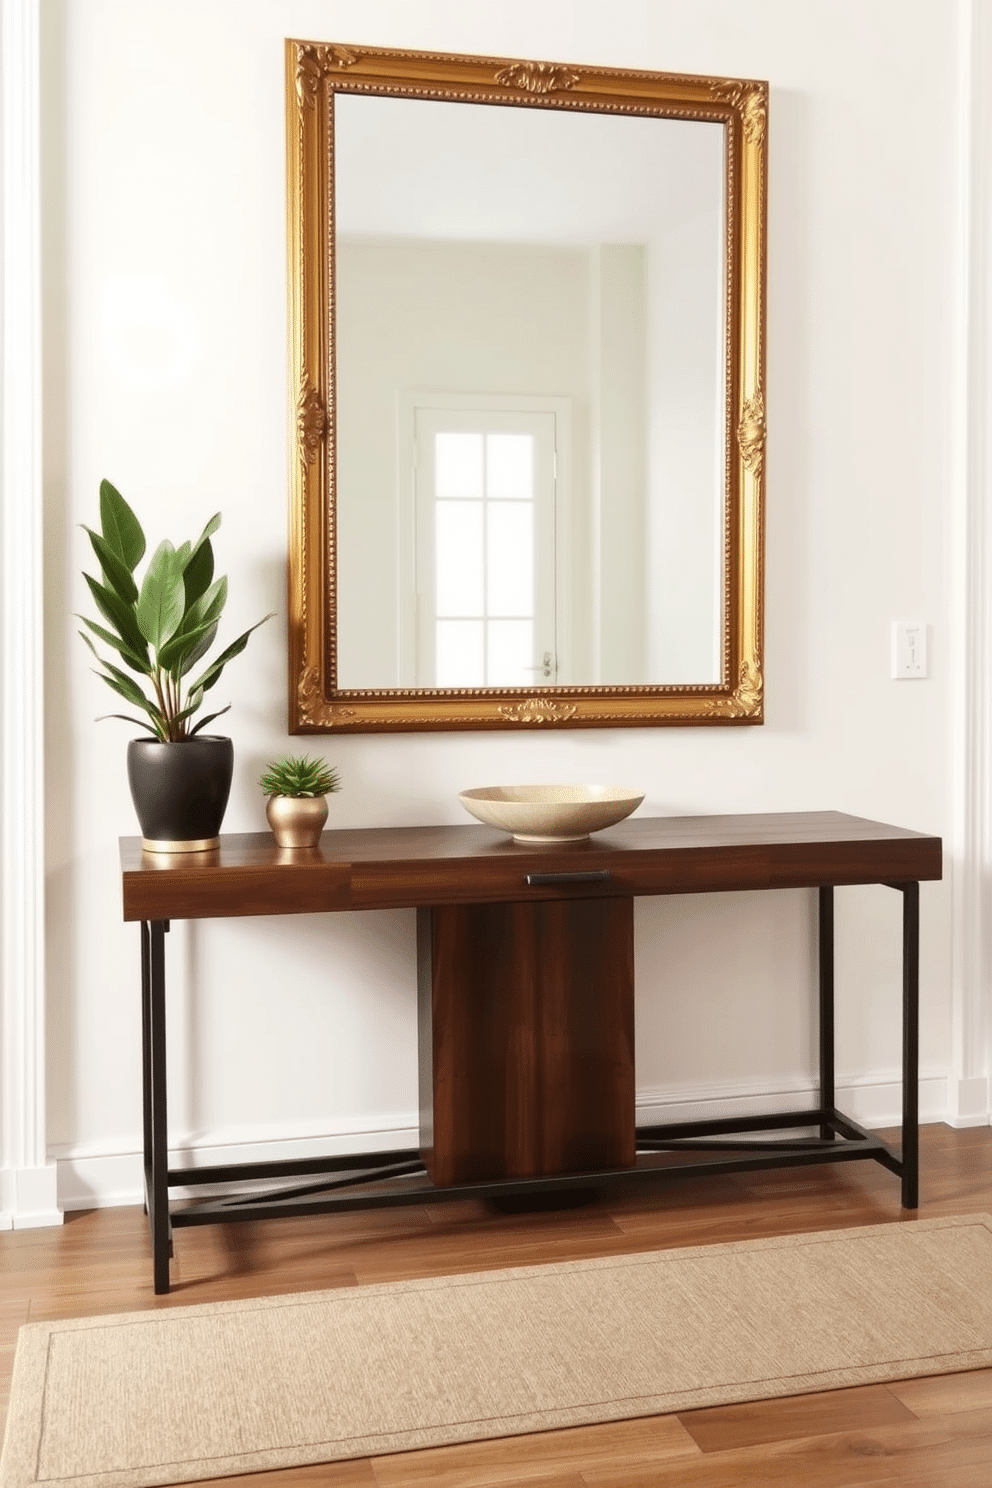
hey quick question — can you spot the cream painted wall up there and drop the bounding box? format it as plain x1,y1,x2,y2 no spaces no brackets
39,0,969,1206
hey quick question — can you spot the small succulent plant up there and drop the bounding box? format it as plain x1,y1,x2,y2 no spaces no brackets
259,754,340,799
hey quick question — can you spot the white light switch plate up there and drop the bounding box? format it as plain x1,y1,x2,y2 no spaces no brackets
891,620,928,679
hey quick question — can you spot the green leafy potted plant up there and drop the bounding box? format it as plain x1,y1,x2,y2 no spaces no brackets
259,754,340,848
80,478,272,851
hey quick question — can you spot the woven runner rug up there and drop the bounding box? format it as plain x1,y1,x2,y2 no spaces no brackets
3,1214,991,1488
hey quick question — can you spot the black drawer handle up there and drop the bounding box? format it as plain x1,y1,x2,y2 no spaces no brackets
524,870,613,886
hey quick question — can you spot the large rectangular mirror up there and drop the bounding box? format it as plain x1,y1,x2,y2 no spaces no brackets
287,42,766,731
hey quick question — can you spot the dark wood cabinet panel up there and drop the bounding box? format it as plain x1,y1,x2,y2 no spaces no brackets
419,899,634,1186
536,898,636,1176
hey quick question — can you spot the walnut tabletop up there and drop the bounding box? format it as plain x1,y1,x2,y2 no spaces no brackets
120,811,942,922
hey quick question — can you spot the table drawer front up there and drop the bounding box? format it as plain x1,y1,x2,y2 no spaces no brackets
350,837,942,910
350,859,632,908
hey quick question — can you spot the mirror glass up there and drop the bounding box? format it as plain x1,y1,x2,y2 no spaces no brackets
334,94,727,690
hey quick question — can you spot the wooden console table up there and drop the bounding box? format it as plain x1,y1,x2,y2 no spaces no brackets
120,811,942,1293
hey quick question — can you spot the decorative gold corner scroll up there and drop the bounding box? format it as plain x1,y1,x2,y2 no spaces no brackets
737,390,766,477
710,80,767,145
706,660,762,719
297,665,324,725
297,666,358,728
496,697,579,725
494,62,581,94
296,44,359,106
734,659,763,716
297,378,326,465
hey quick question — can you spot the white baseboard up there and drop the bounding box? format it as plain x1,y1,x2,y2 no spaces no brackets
944,1075,992,1127
52,1115,422,1212
50,1070,966,1214
0,1163,63,1228
635,1071,954,1132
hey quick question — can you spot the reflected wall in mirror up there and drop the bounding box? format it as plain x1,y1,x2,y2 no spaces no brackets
287,43,766,732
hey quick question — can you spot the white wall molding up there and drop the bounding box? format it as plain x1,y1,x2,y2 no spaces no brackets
634,1072,954,1135
945,1075,990,1126
52,1071,955,1212
947,0,992,1132
0,0,61,1228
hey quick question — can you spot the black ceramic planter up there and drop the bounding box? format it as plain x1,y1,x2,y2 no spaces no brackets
126,736,234,852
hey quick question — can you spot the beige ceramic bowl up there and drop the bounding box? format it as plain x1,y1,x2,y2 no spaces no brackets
458,784,644,844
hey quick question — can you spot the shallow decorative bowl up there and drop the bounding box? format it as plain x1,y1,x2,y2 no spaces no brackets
458,784,644,844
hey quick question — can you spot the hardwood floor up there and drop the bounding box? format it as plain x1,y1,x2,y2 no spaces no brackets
2,1122,989,1486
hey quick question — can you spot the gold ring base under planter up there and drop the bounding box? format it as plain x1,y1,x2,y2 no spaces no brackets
141,836,220,854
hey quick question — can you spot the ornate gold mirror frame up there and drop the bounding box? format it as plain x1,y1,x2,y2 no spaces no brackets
286,41,766,732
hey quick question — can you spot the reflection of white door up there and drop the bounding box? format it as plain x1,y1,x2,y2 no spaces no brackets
398,397,568,687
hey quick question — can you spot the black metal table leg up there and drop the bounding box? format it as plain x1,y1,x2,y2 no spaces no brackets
818,886,835,1140
140,922,152,1214
901,882,920,1208
146,920,172,1292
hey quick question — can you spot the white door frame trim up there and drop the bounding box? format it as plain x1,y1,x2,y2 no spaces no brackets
948,0,992,1127
0,0,61,1226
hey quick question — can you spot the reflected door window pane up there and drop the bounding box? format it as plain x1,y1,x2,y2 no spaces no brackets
486,434,533,499
488,619,534,685
487,501,533,616
436,501,483,615
436,620,484,685
435,433,483,497
433,432,537,683
414,405,559,687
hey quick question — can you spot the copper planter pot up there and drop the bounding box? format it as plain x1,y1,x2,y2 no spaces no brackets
265,794,329,848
